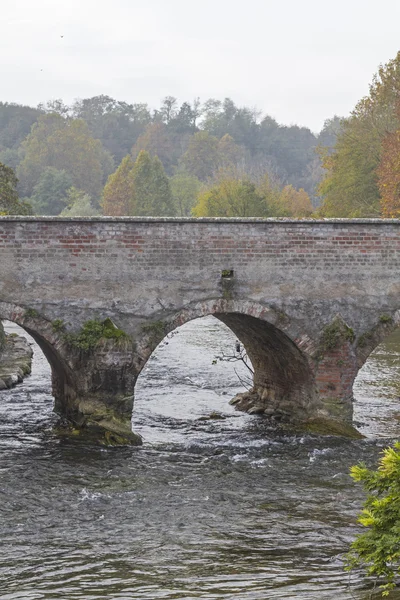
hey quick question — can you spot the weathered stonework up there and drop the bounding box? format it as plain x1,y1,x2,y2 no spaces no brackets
0,216,400,441
0,329,33,390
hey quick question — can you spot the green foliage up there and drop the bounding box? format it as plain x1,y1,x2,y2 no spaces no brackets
29,167,73,215
131,151,175,216
180,131,220,181
51,319,65,332
24,308,39,318
0,102,43,150
72,95,151,164
346,442,400,596
170,171,201,216
320,319,355,352
17,114,111,201
357,331,375,348
380,314,393,324
193,177,269,217
0,162,32,215
65,318,128,351
60,187,99,217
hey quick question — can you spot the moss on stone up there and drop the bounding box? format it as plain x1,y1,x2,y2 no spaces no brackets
52,319,65,332
319,317,355,354
379,314,393,324
24,307,39,318
302,417,364,439
141,320,168,344
65,318,129,351
357,331,374,348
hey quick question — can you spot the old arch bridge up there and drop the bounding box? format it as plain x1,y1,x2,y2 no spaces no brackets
1,216,399,443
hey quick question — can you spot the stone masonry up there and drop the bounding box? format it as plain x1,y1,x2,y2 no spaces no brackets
0,216,399,442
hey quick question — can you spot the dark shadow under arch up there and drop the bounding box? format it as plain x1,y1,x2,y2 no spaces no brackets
138,300,319,422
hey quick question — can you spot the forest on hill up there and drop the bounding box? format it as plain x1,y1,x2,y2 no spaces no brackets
1,50,400,218
0,93,339,218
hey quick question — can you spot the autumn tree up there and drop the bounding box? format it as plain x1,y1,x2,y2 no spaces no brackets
276,185,313,217
377,101,400,217
131,151,175,216
102,155,135,216
193,177,268,217
318,52,400,217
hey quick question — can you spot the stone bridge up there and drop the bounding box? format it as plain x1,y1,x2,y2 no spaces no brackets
1,216,399,443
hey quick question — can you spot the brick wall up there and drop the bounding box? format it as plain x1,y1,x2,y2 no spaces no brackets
0,217,399,338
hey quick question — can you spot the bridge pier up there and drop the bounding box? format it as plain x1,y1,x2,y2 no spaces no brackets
51,340,142,445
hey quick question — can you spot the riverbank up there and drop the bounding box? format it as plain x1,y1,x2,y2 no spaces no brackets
0,331,33,389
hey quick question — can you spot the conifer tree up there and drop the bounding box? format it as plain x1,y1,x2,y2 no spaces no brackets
102,155,135,216
131,151,175,216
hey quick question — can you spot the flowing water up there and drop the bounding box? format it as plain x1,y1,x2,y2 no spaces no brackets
1,317,400,600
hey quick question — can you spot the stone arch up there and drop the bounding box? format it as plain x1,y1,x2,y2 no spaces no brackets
137,299,320,423
355,310,400,371
0,301,77,415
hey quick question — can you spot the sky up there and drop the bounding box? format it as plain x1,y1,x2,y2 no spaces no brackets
2,0,400,132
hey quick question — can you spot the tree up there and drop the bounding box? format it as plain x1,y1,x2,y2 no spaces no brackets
0,102,43,151
256,172,281,211
102,155,135,216
131,151,175,216
180,131,220,181
167,101,199,134
318,52,400,217
0,162,31,215
218,134,245,169
17,114,112,201
377,101,400,217
318,116,343,152
73,95,151,163
132,122,176,174
347,443,400,596
317,115,382,217
60,188,99,217
193,177,268,217
276,185,313,217
29,167,73,215
159,96,178,124
170,171,201,216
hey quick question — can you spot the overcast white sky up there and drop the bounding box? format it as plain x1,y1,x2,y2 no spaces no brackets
2,0,399,132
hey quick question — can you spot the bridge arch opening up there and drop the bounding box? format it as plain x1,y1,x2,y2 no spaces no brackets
135,301,319,428
353,324,400,436
0,303,75,417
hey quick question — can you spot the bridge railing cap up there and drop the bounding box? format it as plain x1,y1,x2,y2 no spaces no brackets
1,216,400,224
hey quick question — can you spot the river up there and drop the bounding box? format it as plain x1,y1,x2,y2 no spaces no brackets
1,317,400,600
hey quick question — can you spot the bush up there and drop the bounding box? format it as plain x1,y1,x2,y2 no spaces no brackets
346,442,400,596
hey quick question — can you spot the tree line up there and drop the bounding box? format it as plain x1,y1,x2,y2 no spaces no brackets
1,51,400,219
0,94,340,217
